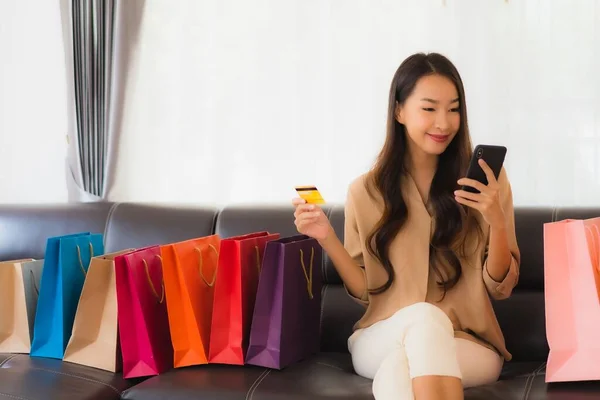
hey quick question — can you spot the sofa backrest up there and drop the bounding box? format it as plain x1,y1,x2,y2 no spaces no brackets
0,202,598,363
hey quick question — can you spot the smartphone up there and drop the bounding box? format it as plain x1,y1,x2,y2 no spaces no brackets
462,145,507,193
295,186,326,204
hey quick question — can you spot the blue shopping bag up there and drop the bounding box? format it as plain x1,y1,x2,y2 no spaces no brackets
30,232,104,359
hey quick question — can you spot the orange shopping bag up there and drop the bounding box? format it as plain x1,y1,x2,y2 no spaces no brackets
161,235,221,368
544,217,600,382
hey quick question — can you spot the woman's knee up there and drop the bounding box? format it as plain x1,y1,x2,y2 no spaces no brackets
349,329,385,379
349,303,458,383
372,349,413,399
455,338,503,388
402,307,461,381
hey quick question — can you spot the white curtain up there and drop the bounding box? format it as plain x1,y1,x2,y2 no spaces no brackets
0,1,68,203
61,0,145,202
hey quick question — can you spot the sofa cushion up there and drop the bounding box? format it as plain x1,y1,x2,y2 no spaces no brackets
0,203,114,261
214,205,317,239
214,204,334,241
493,291,549,363
512,208,553,291
0,354,133,400
104,203,218,252
326,205,345,285
554,207,600,222
320,285,365,353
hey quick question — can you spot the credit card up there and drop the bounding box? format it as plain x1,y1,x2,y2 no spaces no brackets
295,186,325,204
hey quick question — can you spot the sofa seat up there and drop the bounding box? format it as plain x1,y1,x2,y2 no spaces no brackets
121,353,372,400
0,353,134,400
467,362,600,400
120,354,588,400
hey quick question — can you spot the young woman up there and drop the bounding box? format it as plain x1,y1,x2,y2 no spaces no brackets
292,53,520,400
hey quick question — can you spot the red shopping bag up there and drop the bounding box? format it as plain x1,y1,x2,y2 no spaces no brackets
115,246,173,378
208,231,279,365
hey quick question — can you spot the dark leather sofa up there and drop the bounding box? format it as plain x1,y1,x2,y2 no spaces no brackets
0,202,599,400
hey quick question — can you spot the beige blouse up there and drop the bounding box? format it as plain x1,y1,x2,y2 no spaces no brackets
343,167,520,361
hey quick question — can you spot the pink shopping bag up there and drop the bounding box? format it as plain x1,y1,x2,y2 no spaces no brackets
544,217,600,382
115,246,173,378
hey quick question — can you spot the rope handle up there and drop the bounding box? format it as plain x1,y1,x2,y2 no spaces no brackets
299,247,315,299
76,242,94,276
254,245,261,274
30,269,39,296
195,244,219,287
586,225,600,273
142,256,165,304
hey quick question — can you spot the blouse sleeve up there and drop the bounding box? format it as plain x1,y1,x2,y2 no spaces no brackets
482,168,521,300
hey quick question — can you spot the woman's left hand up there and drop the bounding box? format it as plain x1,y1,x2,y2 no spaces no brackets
455,159,505,228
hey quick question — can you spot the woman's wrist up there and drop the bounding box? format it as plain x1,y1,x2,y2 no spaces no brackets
489,220,507,234
317,225,338,249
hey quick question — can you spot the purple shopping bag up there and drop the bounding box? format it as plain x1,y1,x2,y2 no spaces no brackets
245,234,322,369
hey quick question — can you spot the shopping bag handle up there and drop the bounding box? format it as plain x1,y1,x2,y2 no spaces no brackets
254,246,261,274
195,244,219,287
143,256,165,304
30,269,39,296
586,225,600,272
299,247,315,300
76,242,94,276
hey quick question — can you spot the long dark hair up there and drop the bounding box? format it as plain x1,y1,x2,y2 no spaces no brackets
365,52,480,298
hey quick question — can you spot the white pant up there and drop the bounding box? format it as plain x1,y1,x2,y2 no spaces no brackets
348,302,503,400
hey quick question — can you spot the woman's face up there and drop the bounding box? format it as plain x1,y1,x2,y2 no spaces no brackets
396,74,461,157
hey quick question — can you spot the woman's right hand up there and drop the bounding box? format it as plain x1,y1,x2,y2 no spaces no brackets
292,198,333,242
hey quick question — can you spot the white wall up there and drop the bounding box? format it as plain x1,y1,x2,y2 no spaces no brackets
110,0,600,207
0,0,68,203
2,0,600,207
